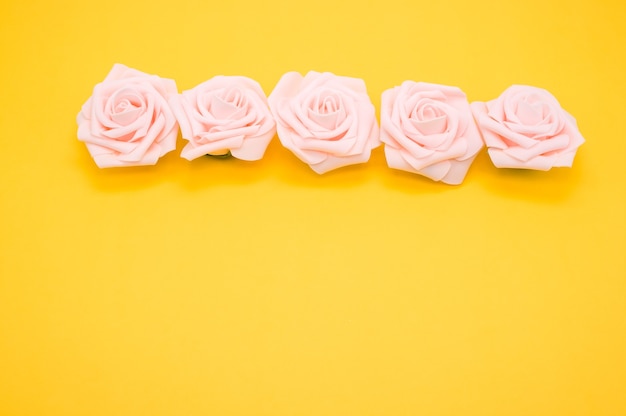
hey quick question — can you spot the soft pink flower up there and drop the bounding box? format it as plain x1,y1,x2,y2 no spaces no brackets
268,71,379,174
170,76,276,161
380,81,483,185
471,85,585,170
77,64,178,168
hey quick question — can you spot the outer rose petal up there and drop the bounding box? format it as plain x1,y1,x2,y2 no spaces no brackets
77,64,178,168
268,71,379,174
380,81,483,185
472,85,585,170
171,76,276,161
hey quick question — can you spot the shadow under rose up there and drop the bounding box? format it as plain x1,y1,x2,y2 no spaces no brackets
375,147,473,195
78,134,186,193
177,150,272,191
271,138,373,189
77,132,274,192
473,148,586,204
76,129,584,201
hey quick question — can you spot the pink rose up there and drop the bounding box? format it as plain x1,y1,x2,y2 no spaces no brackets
77,64,179,168
380,81,484,185
471,85,585,170
170,76,276,161
268,71,379,174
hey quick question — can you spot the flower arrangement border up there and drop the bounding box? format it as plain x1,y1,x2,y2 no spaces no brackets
77,64,585,185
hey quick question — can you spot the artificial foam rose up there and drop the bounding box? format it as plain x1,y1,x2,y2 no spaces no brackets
380,81,484,185
471,85,585,170
170,76,276,160
268,71,379,174
77,64,179,168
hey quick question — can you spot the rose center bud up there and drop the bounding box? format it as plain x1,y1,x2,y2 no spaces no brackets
109,88,144,126
210,87,247,120
517,96,548,125
319,93,340,113
411,102,448,135
307,90,343,131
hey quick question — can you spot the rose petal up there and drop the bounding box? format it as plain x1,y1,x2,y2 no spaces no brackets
460,114,484,161
487,148,557,170
412,115,447,135
209,92,244,119
503,133,570,162
400,136,468,171
117,112,166,162
385,145,450,181
310,148,371,174
198,125,260,143
442,155,479,185
552,150,578,168
181,135,245,160
480,112,540,149
230,130,275,161
277,129,329,165
91,143,162,168
471,102,509,149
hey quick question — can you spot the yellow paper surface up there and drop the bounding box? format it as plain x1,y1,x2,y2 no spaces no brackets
1,1,625,415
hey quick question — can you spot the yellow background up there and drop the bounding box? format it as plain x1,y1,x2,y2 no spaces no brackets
1,0,625,415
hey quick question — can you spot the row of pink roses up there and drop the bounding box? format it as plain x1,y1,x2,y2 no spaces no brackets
77,64,585,185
